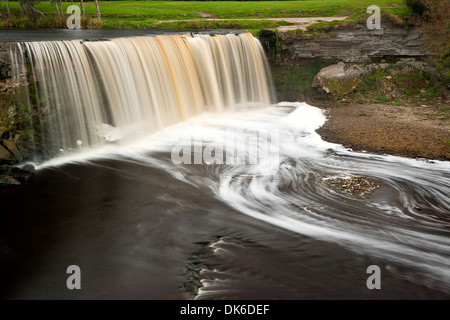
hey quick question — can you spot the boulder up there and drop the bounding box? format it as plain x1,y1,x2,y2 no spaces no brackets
22,164,36,174
376,78,404,99
395,58,427,72
312,62,371,97
0,144,15,164
2,139,23,162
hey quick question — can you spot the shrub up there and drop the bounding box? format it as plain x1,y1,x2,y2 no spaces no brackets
420,0,450,79
404,0,427,16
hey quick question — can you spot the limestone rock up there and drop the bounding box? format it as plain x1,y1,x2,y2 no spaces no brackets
395,58,427,72
280,23,424,62
1,139,23,162
312,62,369,96
0,144,15,164
376,78,403,99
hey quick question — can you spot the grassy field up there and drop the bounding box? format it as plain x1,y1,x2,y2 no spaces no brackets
0,1,410,29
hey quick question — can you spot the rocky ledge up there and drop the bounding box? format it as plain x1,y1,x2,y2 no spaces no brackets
0,163,35,187
0,139,35,187
279,22,424,62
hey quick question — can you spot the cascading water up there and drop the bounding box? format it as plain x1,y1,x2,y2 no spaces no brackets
1,32,449,299
14,33,273,150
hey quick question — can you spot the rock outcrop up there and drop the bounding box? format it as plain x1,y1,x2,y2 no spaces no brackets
312,62,373,96
0,42,36,187
0,43,13,80
0,164,35,187
0,144,16,164
0,137,34,186
376,78,404,99
0,138,25,164
279,23,424,62
312,60,430,99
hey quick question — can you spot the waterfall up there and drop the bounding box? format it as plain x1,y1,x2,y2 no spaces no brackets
4,32,450,299
15,33,274,151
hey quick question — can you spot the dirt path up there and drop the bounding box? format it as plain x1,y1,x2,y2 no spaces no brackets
191,11,215,19
316,102,450,160
157,16,347,30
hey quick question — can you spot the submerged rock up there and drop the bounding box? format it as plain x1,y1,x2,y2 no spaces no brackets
321,174,381,199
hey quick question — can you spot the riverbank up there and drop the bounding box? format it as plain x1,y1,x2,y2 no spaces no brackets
266,31,449,162
315,100,450,161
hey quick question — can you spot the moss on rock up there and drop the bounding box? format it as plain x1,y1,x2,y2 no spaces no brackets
322,77,361,97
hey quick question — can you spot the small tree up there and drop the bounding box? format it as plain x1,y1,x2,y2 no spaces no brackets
19,0,44,21
6,0,11,18
421,0,450,75
94,0,101,21
50,0,61,17
19,1,25,17
405,0,427,16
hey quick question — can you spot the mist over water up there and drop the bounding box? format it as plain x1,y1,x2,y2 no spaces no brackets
2,33,449,299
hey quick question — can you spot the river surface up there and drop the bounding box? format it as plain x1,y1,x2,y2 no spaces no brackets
0,29,244,42
1,103,449,299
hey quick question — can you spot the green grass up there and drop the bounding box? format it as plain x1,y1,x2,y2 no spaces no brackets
307,7,410,30
421,87,439,98
158,20,292,30
247,29,262,37
375,92,389,103
0,0,409,29
426,113,448,121
284,28,334,40
94,1,405,19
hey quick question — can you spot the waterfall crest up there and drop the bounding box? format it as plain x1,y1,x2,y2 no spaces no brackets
15,33,273,150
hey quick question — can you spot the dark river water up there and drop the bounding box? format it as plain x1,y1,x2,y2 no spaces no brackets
0,104,449,299
0,29,243,42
